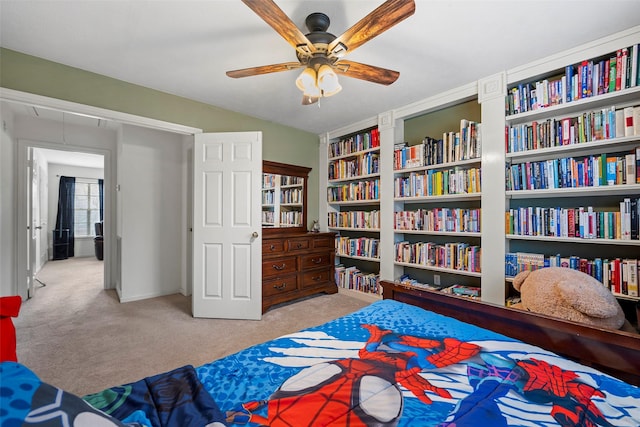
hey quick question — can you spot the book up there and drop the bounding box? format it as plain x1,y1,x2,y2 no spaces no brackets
624,106,635,137
606,157,617,185
625,153,636,184
628,259,639,296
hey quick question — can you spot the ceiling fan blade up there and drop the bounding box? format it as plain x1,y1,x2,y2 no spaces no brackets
302,95,319,106
226,62,303,78
327,0,415,58
241,0,316,56
333,60,400,85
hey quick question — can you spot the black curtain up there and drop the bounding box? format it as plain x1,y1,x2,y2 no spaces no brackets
54,176,75,258
98,178,104,221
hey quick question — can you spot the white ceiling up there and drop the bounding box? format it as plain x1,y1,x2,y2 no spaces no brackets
36,147,104,169
1,1,640,135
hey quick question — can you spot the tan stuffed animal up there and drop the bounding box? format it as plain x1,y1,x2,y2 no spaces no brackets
512,267,630,331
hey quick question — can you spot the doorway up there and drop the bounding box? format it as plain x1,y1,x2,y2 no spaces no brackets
29,146,106,297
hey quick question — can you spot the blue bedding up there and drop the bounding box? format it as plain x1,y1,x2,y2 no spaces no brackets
196,300,640,426
2,299,639,427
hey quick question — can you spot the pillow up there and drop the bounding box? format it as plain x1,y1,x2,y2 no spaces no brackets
0,362,143,427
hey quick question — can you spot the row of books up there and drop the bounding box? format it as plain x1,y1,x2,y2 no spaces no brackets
395,208,481,233
335,265,381,295
328,152,379,181
328,210,380,230
328,128,380,159
262,174,303,188
280,188,302,204
262,211,275,225
505,150,638,191
335,236,380,259
393,120,481,169
505,253,639,298
506,105,640,153
281,176,304,186
394,167,481,198
261,190,275,205
327,179,379,203
395,241,481,273
506,44,640,115
506,200,639,240
279,211,302,226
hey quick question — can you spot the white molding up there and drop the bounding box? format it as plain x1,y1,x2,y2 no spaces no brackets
378,111,394,131
478,72,507,104
0,88,203,135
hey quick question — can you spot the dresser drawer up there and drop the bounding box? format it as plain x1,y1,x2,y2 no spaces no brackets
287,238,310,252
263,275,298,297
262,256,297,278
301,269,332,288
301,252,331,269
263,240,284,254
312,236,334,249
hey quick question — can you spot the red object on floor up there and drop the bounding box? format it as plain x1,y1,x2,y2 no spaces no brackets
0,296,22,362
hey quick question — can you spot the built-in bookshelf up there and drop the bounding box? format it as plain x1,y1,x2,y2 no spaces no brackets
326,127,382,298
319,26,640,312
504,39,640,303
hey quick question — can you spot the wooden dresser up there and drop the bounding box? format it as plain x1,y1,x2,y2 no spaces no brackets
262,231,337,312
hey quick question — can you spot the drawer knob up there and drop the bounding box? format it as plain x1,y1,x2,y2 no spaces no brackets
273,283,286,290
297,243,303,248
312,275,322,281
270,244,276,250
272,263,286,270
312,258,322,264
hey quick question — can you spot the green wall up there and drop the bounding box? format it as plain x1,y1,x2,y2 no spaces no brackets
0,48,320,226
404,100,481,146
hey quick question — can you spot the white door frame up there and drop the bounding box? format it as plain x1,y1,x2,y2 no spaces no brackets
1,88,202,299
17,139,111,295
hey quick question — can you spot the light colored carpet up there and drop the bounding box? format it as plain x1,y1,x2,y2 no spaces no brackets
14,257,370,396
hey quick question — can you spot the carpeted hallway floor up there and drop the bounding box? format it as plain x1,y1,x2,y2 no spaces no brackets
14,257,370,396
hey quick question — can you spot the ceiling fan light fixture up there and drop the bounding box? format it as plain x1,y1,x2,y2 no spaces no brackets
295,67,321,97
317,64,342,97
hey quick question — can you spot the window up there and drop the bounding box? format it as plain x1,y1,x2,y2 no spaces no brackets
74,179,100,237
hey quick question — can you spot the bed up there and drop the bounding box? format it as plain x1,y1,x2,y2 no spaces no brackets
2,295,639,427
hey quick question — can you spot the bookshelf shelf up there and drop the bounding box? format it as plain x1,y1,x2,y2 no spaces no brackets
506,86,640,125
506,234,640,246
507,185,640,199
506,136,640,162
328,199,380,206
336,254,381,263
397,230,481,238
394,158,481,174
329,227,380,232
395,193,482,203
394,262,482,277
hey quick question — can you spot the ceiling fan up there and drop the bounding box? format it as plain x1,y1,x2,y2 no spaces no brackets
226,0,416,105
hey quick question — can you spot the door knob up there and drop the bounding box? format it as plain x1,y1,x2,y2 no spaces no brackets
252,231,259,238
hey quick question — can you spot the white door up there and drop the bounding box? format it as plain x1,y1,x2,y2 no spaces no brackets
192,132,262,319
26,147,37,298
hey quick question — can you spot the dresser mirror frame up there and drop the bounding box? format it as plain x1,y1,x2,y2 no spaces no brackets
262,160,311,236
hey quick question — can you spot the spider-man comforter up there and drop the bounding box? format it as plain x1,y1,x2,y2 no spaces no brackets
196,299,639,427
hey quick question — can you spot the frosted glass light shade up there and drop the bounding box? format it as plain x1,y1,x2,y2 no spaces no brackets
317,64,342,97
295,67,321,97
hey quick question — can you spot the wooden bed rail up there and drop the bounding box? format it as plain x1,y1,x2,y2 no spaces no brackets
382,280,640,386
